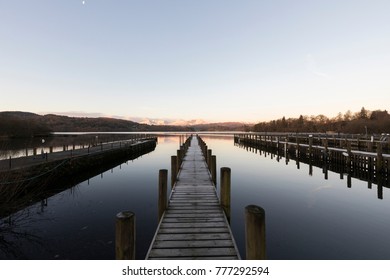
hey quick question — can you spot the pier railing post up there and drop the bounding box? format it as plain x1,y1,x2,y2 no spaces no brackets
324,138,328,158
245,205,266,260
376,143,383,173
176,150,181,169
207,149,212,171
211,155,217,185
171,155,177,188
308,135,313,157
158,169,168,221
220,167,231,222
346,141,352,170
115,211,135,260
176,150,181,171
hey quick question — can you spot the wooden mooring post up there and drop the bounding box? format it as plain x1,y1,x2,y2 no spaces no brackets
245,205,266,260
207,149,212,171
158,169,168,221
221,167,231,222
171,155,177,188
177,149,182,169
308,135,313,157
376,143,383,173
211,155,217,185
115,211,136,260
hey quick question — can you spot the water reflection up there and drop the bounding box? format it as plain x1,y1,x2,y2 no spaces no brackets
234,140,389,200
0,208,49,259
2,134,390,259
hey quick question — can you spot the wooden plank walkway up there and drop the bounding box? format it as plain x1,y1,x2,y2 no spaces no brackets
0,138,156,172
146,136,240,260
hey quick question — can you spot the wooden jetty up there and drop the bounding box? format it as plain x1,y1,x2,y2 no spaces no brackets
0,137,156,190
235,133,390,175
0,136,157,218
235,133,390,199
145,135,241,260
0,136,157,172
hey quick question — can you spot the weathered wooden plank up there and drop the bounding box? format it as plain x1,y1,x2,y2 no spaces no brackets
169,203,220,207
164,212,224,217
167,207,222,211
163,217,225,223
171,194,216,198
160,222,228,228
155,233,232,241
170,198,218,202
168,206,221,209
152,240,235,248
165,209,222,214
148,248,238,258
157,227,230,234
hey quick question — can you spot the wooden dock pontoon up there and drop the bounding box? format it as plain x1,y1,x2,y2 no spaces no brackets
146,136,240,260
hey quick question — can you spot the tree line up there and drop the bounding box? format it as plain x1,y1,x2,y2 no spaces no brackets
253,108,390,134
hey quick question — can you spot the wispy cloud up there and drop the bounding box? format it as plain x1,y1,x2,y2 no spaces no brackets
306,53,330,78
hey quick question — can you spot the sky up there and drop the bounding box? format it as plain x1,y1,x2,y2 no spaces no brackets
1,0,389,123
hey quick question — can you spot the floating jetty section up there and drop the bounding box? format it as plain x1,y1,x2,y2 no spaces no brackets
235,133,390,199
234,133,390,175
0,137,157,217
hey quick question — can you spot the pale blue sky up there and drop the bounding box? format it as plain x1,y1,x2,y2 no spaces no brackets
1,0,389,123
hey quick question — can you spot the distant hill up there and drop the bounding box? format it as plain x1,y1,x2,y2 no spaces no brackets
0,111,190,137
43,114,150,132
0,111,251,138
0,111,51,138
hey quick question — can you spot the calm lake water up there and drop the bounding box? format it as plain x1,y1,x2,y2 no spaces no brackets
1,134,390,259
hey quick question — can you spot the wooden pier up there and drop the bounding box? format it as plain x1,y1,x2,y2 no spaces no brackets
145,136,240,260
235,133,390,175
0,136,157,172
0,137,157,218
235,133,390,199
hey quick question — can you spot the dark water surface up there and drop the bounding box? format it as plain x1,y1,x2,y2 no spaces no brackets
1,134,390,259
